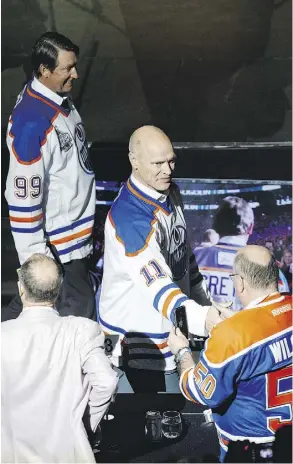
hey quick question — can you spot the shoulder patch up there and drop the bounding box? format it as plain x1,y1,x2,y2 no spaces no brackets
109,184,157,255
205,299,292,365
8,87,59,165
9,115,52,164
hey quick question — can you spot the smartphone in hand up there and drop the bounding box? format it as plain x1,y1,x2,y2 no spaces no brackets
174,305,189,338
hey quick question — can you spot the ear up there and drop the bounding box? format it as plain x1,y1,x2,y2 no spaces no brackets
238,276,245,295
17,281,24,298
128,152,139,170
39,64,50,78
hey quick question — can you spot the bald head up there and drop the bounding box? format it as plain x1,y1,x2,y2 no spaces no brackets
238,245,272,266
129,126,176,192
129,126,172,157
18,253,63,304
233,245,279,293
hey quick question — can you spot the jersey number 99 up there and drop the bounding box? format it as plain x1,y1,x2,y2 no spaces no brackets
14,175,42,199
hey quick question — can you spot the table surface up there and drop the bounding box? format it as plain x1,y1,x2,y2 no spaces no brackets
98,394,220,463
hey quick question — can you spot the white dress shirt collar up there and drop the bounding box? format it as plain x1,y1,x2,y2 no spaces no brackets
31,77,66,106
21,305,60,316
245,292,280,309
130,174,169,203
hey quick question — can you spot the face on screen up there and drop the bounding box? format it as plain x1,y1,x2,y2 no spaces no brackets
134,138,176,192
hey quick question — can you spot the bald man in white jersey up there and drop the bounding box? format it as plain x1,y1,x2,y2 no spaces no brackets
99,126,233,393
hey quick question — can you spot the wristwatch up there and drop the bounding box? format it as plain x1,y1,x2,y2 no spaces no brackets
175,346,191,363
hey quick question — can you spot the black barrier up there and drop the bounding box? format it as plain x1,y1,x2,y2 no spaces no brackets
1,143,292,217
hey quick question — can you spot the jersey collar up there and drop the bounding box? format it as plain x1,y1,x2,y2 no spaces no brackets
128,175,170,215
130,174,169,203
245,292,281,309
31,77,67,106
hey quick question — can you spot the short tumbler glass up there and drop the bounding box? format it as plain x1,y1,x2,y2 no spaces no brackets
161,411,182,439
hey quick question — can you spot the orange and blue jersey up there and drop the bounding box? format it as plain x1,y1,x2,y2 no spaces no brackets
5,78,95,264
180,292,293,462
99,176,211,371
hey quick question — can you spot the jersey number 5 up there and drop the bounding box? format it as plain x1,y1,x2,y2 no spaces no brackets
266,365,292,433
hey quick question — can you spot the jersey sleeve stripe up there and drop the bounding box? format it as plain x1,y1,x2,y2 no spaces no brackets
153,283,178,309
47,214,95,236
128,341,169,350
57,236,92,256
162,289,183,318
8,204,42,212
99,316,170,339
180,369,198,403
50,226,92,245
9,213,43,223
11,224,43,233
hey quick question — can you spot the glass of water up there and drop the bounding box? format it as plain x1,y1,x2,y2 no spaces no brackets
161,411,182,439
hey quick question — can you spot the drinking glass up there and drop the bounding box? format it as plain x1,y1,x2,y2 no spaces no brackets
161,411,182,439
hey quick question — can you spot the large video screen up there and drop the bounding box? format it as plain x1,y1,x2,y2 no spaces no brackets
93,178,292,309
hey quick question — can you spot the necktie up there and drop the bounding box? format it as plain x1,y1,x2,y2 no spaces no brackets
61,98,70,111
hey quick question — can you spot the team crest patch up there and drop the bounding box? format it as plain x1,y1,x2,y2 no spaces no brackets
75,123,93,174
55,127,73,152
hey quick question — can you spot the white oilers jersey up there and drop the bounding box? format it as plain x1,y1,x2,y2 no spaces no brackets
5,78,95,264
99,176,210,371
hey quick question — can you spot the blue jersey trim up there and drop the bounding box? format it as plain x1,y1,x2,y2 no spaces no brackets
99,317,170,339
11,224,43,233
56,236,92,256
8,204,42,212
47,214,95,236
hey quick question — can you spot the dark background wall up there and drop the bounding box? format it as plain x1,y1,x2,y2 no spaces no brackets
2,0,292,143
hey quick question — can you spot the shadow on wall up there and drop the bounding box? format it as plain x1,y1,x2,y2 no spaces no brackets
119,0,291,141
1,0,292,143
2,0,48,82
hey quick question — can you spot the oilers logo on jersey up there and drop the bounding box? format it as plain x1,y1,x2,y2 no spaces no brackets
75,123,93,174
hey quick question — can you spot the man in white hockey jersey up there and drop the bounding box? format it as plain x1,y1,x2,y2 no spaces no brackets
4,32,96,321
99,125,234,393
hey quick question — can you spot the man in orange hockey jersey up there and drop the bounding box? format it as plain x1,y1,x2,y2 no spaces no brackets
168,245,292,462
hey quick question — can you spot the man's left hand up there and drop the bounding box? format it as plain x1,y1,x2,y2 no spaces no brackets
168,326,189,355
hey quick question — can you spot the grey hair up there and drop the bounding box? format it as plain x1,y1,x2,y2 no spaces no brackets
18,253,63,303
234,252,279,290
